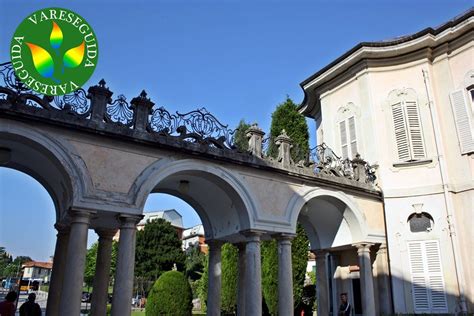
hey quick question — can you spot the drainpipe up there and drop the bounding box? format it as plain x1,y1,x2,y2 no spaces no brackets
422,69,467,314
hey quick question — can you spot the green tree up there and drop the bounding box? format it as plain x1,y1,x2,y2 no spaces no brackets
292,224,310,308
3,256,32,277
0,247,13,278
185,245,205,281
261,240,278,315
196,253,208,313
83,241,118,288
267,97,310,162
84,242,98,287
146,270,193,316
221,243,238,314
232,119,251,152
135,218,186,288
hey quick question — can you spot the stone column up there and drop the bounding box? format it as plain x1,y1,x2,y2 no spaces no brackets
314,250,329,316
90,229,117,316
111,215,141,316
355,243,376,316
276,234,294,316
45,223,70,316
206,240,223,316
58,210,94,316
236,243,246,316
376,243,392,315
243,231,262,316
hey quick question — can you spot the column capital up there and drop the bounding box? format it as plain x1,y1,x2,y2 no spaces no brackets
376,243,387,255
312,249,329,257
96,228,118,240
353,242,375,254
68,209,96,225
117,214,143,229
241,229,265,242
54,222,70,235
207,239,224,249
272,233,296,242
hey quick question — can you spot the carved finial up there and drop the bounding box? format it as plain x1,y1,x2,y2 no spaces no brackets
98,79,106,87
140,90,148,98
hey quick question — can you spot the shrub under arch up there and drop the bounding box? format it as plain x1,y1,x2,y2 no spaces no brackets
146,270,193,316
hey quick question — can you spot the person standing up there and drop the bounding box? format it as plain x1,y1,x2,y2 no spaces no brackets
338,293,351,316
19,293,42,316
0,291,18,316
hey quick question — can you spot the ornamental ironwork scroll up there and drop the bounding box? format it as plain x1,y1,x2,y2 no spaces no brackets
148,107,235,149
105,94,134,126
0,62,90,115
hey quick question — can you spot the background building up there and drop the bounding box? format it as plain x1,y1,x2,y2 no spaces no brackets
299,9,473,314
182,224,207,254
22,261,52,285
113,209,185,241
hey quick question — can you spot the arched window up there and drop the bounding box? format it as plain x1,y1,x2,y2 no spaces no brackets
407,212,433,233
388,89,426,162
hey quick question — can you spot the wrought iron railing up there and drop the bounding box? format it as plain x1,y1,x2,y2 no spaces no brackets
0,62,90,115
148,107,235,149
0,61,377,186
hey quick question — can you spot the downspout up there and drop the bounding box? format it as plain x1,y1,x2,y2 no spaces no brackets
422,68,467,314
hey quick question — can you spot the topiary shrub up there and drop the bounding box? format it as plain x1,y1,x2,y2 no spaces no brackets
146,270,193,316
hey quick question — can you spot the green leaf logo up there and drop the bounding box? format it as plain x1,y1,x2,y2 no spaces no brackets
50,21,63,50
11,7,99,96
63,41,85,68
25,42,55,78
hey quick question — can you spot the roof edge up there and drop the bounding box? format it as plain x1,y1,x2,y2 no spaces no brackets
299,7,474,89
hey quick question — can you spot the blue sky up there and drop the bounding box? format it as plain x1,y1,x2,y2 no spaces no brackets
0,0,471,261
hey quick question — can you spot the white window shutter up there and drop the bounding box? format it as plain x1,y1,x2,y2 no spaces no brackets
391,102,411,161
348,116,357,157
424,241,448,311
408,242,430,312
339,120,348,159
405,101,426,159
408,240,447,313
449,90,474,154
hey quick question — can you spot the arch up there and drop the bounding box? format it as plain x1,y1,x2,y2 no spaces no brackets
132,158,258,240
286,188,368,250
0,118,88,221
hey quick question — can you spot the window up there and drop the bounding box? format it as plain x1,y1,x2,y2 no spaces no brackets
408,213,433,233
407,240,447,313
449,89,474,154
391,100,426,161
339,116,357,159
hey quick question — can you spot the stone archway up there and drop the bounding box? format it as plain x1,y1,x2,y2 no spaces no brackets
285,188,383,316
131,158,259,315
0,118,85,221
286,188,368,250
0,118,89,316
133,158,258,241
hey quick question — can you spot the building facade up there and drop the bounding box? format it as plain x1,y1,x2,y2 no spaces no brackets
22,261,53,284
182,224,208,254
299,9,474,314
